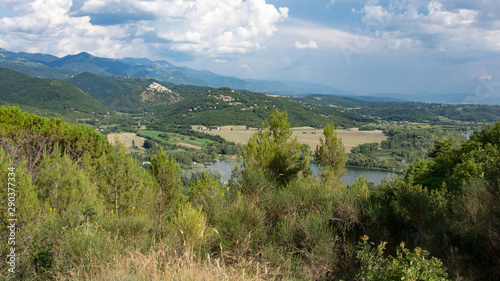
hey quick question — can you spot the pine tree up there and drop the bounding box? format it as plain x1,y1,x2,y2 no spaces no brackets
243,110,310,185
315,123,346,186
149,147,183,235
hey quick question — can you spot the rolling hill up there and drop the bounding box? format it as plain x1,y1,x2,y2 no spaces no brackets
0,67,109,116
159,87,373,127
67,72,126,101
66,72,212,113
292,94,500,123
104,83,183,113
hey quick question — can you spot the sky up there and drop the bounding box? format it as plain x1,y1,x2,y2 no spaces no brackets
1,0,500,102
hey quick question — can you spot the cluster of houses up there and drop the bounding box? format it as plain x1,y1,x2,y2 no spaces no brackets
197,126,221,131
148,82,171,93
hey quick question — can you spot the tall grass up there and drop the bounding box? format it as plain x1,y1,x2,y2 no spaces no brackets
54,247,280,281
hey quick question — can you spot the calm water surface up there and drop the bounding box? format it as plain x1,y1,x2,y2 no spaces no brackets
205,160,399,185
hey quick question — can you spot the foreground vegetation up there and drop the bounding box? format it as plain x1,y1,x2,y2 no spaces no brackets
1,106,499,280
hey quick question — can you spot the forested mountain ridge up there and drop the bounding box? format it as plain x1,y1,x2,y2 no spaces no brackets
66,72,211,103
294,94,500,123
0,49,77,79
0,49,254,89
66,72,126,101
158,87,374,127
0,67,108,116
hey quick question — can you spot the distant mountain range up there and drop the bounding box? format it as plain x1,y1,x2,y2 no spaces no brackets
0,48,317,95
1,48,498,105
2,66,500,125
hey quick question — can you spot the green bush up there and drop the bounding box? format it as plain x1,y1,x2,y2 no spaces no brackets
357,236,449,281
172,203,210,259
215,195,267,261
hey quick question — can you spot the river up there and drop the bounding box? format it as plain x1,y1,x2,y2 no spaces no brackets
204,160,399,186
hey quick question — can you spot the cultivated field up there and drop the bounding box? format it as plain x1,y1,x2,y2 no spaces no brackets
195,126,389,151
107,132,146,150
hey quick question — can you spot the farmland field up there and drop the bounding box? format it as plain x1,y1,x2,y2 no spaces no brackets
140,130,169,144
140,130,213,149
194,126,389,151
107,132,146,150
292,127,389,151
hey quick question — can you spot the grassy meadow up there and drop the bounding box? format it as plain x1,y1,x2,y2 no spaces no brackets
107,132,146,150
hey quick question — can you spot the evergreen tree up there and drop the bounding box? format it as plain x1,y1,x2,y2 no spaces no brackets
242,110,310,185
95,144,151,215
150,147,183,235
315,123,346,186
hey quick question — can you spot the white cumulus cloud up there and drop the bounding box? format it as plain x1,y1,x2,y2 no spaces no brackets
0,0,288,58
295,40,318,49
355,0,500,57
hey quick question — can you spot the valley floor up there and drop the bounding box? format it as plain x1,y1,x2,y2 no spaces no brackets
196,125,388,152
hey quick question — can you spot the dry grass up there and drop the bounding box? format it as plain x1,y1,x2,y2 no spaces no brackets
197,126,389,152
58,247,282,281
107,133,146,150
293,127,388,151
192,125,259,145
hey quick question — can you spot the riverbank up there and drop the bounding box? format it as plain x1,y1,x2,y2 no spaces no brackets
345,165,404,174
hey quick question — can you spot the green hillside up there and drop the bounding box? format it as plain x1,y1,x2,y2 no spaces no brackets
66,72,125,101
67,73,212,110
292,94,416,109
0,60,77,79
0,67,109,116
104,83,182,112
160,87,373,127
294,94,500,123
